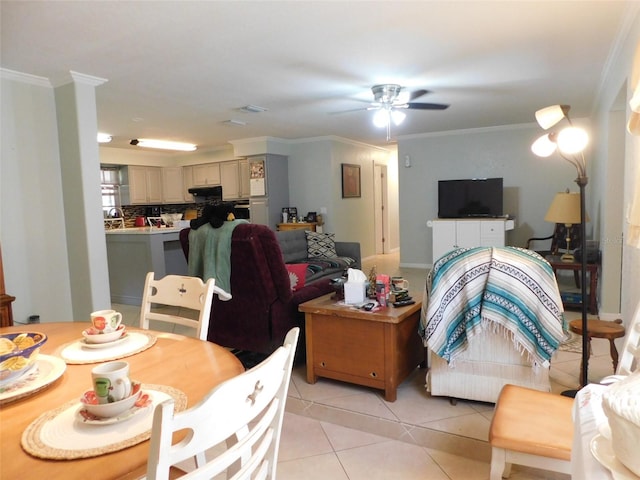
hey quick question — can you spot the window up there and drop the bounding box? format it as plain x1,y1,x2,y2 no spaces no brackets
100,167,121,216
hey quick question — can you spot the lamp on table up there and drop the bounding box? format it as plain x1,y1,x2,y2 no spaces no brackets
531,104,590,394
544,190,589,263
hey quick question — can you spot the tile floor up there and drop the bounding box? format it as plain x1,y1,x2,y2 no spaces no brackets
114,252,620,480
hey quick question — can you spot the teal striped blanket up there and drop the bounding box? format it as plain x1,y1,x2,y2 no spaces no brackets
420,247,565,368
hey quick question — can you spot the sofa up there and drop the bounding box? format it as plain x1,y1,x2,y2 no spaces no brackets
179,224,360,358
420,246,565,403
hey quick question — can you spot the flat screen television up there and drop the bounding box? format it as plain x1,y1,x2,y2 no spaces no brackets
438,178,504,218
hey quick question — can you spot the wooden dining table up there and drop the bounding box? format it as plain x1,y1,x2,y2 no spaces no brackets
0,322,244,480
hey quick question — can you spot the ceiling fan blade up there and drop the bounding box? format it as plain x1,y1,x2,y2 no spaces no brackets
409,89,430,101
329,106,371,115
406,102,449,110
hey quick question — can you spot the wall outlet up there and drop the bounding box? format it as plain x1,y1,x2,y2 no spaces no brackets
320,207,327,214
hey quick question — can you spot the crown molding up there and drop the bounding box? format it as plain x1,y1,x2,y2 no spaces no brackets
0,68,52,87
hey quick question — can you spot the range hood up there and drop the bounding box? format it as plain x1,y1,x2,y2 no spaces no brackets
188,186,223,198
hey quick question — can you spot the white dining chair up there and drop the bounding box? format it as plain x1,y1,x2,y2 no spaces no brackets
139,272,231,341
145,327,300,480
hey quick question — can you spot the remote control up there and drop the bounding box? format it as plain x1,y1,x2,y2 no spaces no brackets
393,300,416,307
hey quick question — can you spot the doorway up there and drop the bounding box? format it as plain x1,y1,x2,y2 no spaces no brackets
374,164,390,254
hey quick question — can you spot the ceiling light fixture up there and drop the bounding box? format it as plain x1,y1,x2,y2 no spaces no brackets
129,139,197,152
223,119,247,126
240,104,268,113
97,133,112,143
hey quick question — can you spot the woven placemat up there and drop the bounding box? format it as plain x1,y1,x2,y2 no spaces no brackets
56,331,157,364
21,384,186,460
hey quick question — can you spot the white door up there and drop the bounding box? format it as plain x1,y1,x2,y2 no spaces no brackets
373,165,389,254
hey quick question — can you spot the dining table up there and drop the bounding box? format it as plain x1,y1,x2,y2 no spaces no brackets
0,322,244,480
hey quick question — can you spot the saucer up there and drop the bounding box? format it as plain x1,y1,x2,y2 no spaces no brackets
80,333,129,349
590,434,639,480
81,325,126,345
76,391,153,425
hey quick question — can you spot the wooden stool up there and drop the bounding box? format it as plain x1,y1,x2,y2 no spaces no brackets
489,384,574,479
569,318,626,384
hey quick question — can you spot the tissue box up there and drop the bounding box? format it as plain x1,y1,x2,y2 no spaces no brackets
344,282,366,304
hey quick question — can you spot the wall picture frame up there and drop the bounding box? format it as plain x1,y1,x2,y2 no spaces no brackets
341,163,361,198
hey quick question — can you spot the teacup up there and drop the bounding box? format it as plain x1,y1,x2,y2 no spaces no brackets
391,276,409,290
91,361,132,404
90,309,123,334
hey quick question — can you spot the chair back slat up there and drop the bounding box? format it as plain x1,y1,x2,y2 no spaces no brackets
139,272,227,340
617,301,640,376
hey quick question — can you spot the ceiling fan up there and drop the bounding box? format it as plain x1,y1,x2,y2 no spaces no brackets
366,84,449,140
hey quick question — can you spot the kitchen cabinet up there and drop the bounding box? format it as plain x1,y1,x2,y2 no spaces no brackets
220,160,240,200
219,159,251,200
239,159,250,198
429,218,514,261
161,167,185,203
192,163,221,186
120,166,163,205
182,166,194,203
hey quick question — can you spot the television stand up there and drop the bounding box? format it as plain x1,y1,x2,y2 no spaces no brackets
428,218,515,262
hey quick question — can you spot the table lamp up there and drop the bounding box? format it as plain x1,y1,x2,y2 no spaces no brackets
544,191,589,262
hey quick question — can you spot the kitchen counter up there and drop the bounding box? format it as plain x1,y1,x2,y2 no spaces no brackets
105,226,184,235
105,227,189,305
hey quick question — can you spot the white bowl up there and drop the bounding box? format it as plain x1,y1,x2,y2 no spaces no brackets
80,382,142,418
82,325,125,344
161,213,183,226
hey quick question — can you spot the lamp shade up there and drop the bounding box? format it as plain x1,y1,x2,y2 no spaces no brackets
373,109,390,128
531,133,557,157
535,105,570,130
544,192,589,224
557,127,588,154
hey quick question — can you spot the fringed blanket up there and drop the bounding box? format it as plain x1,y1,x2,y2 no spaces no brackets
420,247,565,368
187,220,248,294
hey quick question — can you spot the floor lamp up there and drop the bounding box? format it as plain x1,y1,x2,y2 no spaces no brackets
531,105,589,395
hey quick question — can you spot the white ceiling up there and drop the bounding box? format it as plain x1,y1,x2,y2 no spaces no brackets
1,1,635,152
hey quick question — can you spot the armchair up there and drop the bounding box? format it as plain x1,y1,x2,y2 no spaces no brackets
420,246,565,404
525,223,582,257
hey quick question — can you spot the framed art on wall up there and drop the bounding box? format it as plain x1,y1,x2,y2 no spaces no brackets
341,163,361,198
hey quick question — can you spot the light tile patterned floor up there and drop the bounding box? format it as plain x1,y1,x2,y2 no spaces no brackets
114,252,618,480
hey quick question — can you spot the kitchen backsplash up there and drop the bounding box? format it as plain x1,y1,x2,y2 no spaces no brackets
117,204,205,228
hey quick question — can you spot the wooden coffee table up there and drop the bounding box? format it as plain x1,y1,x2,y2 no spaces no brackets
299,293,424,402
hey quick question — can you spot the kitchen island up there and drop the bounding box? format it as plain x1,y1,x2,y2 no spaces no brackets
105,226,188,305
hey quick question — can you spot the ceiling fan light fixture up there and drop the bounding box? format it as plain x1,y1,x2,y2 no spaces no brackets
130,138,197,151
372,84,403,104
373,109,390,128
391,110,406,126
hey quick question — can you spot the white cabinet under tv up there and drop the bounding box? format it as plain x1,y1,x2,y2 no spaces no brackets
429,218,515,262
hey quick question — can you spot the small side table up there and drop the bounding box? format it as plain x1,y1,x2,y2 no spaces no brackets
299,293,424,402
546,255,598,315
568,318,625,384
